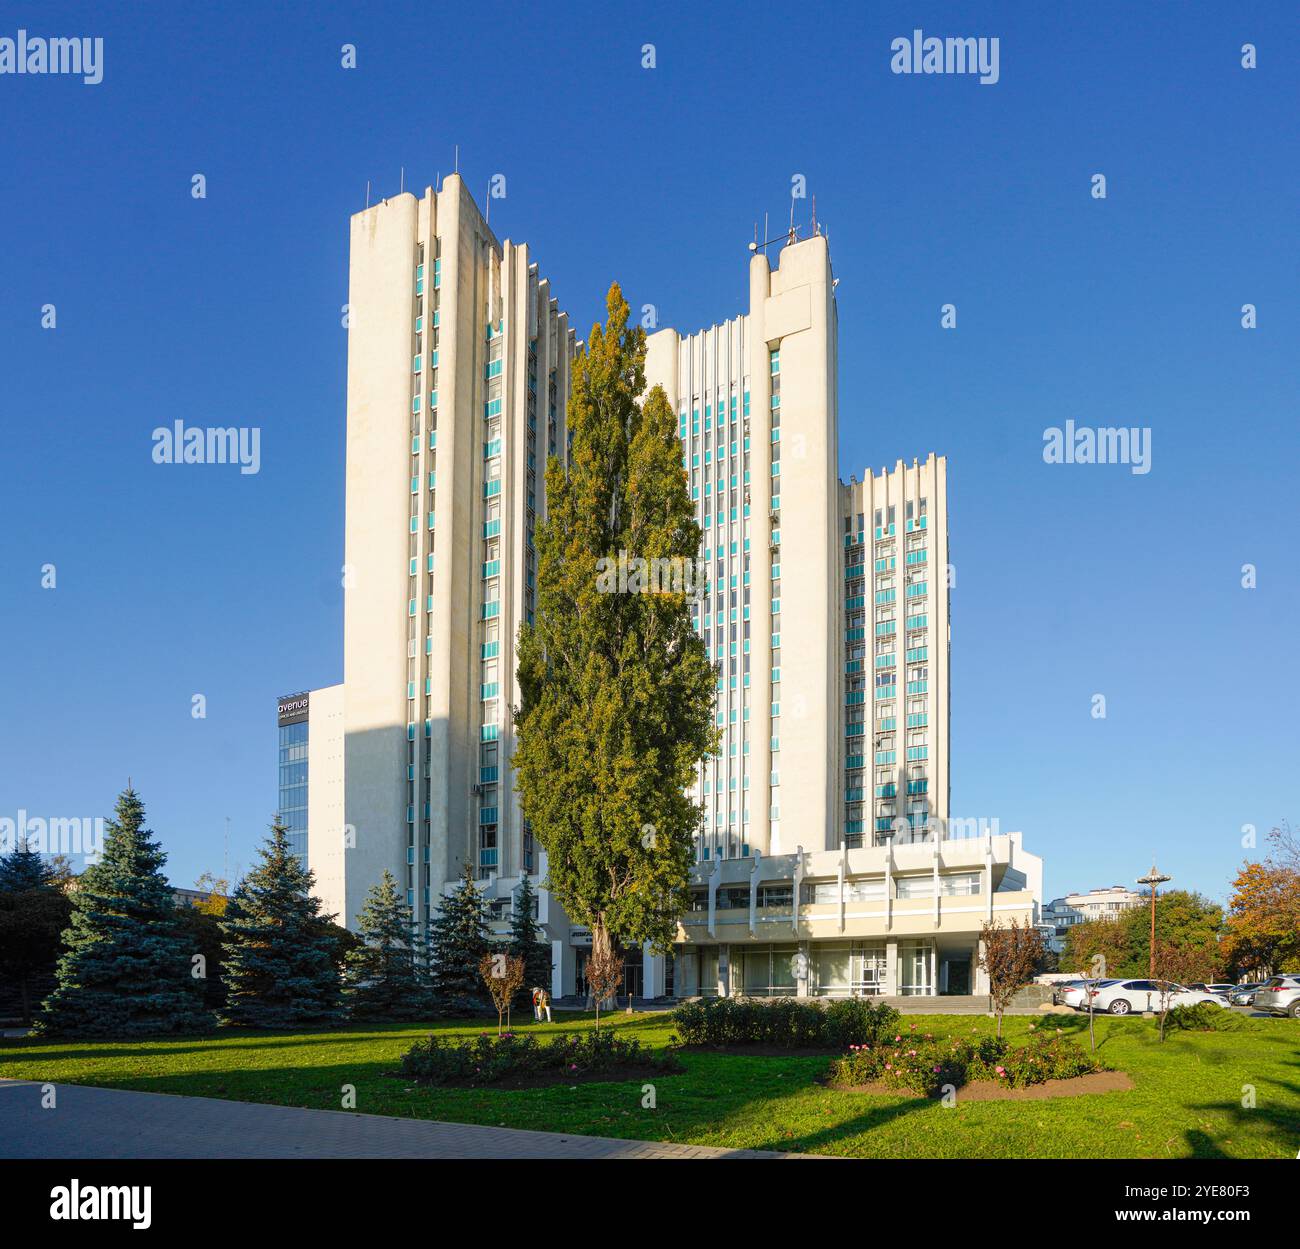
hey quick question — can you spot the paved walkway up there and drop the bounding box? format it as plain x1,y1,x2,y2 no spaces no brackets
0,1080,807,1160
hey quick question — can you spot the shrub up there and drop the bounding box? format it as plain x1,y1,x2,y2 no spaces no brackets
1167,1002,1249,1032
827,1024,1105,1096
398,1028,682,1087
995,1032,1104,1085
672,995,900,1049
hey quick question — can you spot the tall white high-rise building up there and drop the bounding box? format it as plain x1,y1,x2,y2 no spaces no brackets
282,178,1041,1001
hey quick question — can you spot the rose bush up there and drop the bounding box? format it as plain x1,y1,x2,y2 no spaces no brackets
827,1023,1105,1096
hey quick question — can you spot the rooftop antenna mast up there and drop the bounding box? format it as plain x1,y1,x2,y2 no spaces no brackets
365,179,371,209
812,194,818,236
400,166,405,194
454,145,459,175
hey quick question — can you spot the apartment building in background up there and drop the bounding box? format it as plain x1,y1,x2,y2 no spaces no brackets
1039,887,1144,955
1064,885,1145,920
1040,896,1086,955
279,176,1043,1000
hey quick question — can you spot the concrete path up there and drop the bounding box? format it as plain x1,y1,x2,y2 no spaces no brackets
0,1080,808,1160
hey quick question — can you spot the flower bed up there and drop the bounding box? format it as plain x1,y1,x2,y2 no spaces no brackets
672,996,901,1049
397,1029,682,1088
826,1023,1107,1097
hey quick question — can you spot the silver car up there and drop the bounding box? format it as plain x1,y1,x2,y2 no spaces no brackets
1231,983,1262,1006
1253,976,1300,1019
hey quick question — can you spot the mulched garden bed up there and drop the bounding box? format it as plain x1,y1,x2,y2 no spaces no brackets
681,1044,841,1057
827,1070,1134,1100
392,1060,683,1092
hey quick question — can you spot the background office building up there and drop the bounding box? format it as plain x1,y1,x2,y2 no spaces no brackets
276,693,310,866
281,179,1042,998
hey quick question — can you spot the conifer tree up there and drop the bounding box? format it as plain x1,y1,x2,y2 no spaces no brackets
0,837,53,892
514,283,718,975
0,837,73,1025
36,788,210,1037
507,874,552,1004
343,869,427,1019
425,861,492,1013
219,821,340,1028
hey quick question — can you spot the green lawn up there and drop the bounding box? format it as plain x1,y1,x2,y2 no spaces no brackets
3,1011,1296,1158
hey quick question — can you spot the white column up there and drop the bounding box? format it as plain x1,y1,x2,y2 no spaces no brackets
644,945,665,999
974,939,990,995
551,938,570,1000
884,938,899,995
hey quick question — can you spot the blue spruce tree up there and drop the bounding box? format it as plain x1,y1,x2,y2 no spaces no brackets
220,821,341,1028
36,787,210,1037
425,861,492,1015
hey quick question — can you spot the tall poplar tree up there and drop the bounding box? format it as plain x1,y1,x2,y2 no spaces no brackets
514,283,718,976
219,822,341,1028
36,787,210,1037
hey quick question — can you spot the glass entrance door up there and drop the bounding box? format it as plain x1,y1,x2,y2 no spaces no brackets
898,942,933,995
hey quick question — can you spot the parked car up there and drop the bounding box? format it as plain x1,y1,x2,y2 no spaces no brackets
1231,983,1263,1006
1252,976,1300,1019
1058,979,1118,1008
1085,979,1230,1015
1187,983,1237,998
1051,978,1085,1005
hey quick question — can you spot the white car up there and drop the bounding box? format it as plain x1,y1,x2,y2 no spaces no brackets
1058,979,1118,1008
1086,979,1231,1015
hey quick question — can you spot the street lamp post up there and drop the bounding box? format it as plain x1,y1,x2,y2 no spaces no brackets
1137,865,1172,981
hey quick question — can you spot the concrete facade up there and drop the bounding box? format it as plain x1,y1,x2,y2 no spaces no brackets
280,180,1044,999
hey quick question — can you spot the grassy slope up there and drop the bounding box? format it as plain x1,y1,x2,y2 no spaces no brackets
2,1012,1296,1158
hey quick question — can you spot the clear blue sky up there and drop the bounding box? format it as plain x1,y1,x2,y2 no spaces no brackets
1,2,1296,904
